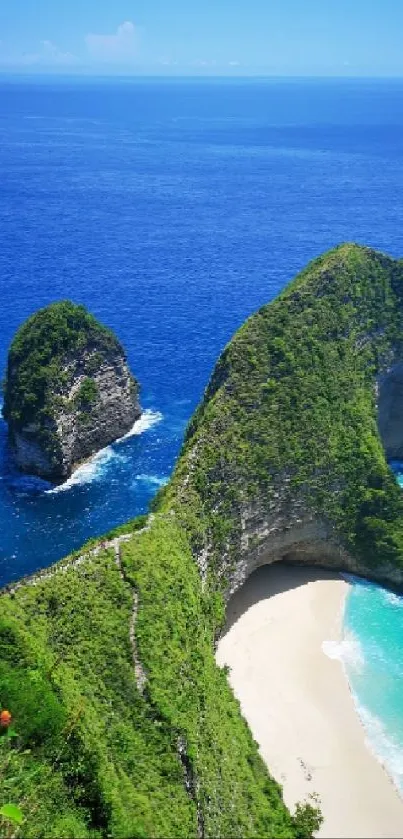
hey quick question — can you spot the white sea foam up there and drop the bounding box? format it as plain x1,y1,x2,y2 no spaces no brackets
352,696,403,795
45,409,163,494
324,618,403,795
115,409,163,442
46,446,118,494
382,589,403,608
322,630,365,673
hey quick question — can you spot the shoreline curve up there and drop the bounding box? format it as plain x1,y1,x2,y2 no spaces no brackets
216,563,403,839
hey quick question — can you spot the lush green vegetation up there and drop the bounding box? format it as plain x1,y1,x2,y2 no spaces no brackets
7,243,401,836
0,516,313,837
3,301,120,433
75,379,99,409
162,244,403,585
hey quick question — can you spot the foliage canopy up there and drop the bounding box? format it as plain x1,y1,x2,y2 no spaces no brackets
3,301,119,431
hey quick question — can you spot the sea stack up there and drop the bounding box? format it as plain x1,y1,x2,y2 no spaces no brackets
3,301,141,480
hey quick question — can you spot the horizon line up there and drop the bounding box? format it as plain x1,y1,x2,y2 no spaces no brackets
1,70,403,82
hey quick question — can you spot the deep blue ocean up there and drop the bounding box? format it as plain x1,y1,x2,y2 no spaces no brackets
1,75,403,790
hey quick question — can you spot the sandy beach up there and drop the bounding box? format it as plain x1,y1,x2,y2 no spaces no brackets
216,564,403,838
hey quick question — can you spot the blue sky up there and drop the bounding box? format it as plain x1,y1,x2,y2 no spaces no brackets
1,1,403,76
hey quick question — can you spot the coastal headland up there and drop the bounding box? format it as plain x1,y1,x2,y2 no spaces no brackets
2,244,403,837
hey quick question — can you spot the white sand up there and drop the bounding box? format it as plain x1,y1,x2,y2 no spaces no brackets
216,564,403,839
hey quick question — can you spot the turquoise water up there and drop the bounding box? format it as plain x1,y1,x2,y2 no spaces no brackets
339,474,403,794
343,579,403,793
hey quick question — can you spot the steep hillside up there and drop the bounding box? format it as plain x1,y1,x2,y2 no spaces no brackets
3,243,403,837
164,244,403,594
0,517,301,838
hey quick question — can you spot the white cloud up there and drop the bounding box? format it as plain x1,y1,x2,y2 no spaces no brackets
192,59,218,68
39,40,78,65
85,21,138,63
0,39,78,67
159,57,179,67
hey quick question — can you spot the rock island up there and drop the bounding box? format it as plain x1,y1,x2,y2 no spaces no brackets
3,301,141,480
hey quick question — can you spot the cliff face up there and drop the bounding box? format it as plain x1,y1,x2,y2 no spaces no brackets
4,302,140,480
377,361,403,460
163,243,403,597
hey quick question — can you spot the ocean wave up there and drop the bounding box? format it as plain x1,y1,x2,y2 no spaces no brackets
115,409,163,442
382,589,403,608
46,446,118,494
322,630,365,673
341,572,380,594
45,409,163,494
352,696,403,795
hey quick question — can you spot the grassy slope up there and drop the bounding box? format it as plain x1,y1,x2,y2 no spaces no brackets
0,518,297,838
3,242,401,837
163,244,403,583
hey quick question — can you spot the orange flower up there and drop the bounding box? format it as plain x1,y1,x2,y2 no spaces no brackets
0,710,12,728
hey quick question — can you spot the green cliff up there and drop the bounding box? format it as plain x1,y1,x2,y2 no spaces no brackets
164,243,403,593
2,243,403,838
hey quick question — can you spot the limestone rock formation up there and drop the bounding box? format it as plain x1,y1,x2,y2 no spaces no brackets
3,301,141,480
164,243,403,596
